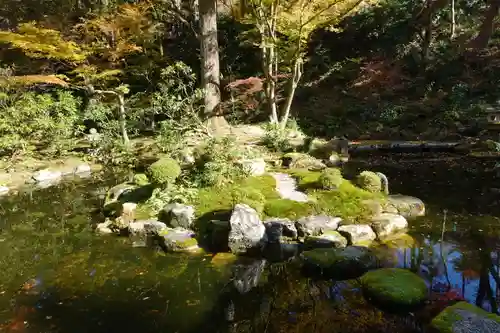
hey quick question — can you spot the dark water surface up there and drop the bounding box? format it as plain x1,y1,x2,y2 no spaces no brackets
1,155,500,333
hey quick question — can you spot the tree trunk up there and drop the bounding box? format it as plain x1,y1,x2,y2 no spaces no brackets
117,93,130,146
280,58,303,130
199,0,228,136
467,0,500,50
450,0,456,38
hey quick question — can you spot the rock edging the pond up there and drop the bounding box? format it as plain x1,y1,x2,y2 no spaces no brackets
0,162,96,196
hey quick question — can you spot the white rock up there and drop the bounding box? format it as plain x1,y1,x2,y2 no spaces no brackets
74,163,92,175
239,158,267,176
228,204,267,254
32,169,62,183
0,186,9,196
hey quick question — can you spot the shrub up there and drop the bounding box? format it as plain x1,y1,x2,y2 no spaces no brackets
192,136,251,187
356,171,382,193
147,157,182,186
319,168,343,190
0,90,82,155
133,173,149,186
261,123,293,152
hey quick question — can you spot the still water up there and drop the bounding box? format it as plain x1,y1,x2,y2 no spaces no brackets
0,155,499,333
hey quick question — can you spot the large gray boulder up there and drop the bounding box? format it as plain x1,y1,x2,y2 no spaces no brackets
162,203,195,229
228,204,267,254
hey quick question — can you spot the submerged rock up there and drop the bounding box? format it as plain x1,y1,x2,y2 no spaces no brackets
159,227,199,252
0,186,9,196
338,224,376,245
371,213,408,239
162,203,195,229
295,215,342,237
228,204,266,254
74,163,91,176
32,169,62,188
386,195,425,218
302,246,379,280
431,301,500,333
361,268,428,311
304,231,348,249
128,219,168,246
233,259,267,294
96,220,113,234
264,218,298,243
105,183,137,205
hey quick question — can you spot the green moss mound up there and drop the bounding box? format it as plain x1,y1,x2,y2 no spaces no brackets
356,171,382,193
147,157,181,186
133,173,149,186
361,268,428,309
287,169,381,222
194,175,278,220
431,301,500,333
264,199,315,219
318,168,343,190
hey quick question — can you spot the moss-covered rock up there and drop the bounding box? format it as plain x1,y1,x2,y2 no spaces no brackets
158,228,200,252
302,246,379,280
147,157,181,186
133,173,149,186
304,230,347,249
431,301,500,333
318,168,343,190
281,153,326,170
356,171,382,193
361,268,428,311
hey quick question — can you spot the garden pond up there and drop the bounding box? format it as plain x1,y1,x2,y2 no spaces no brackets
1,154,500,333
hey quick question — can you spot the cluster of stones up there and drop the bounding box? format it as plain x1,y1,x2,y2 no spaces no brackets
0,163,92,196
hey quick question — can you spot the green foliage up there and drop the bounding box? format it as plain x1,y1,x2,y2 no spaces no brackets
192,136,251,187
0,90,82,155
356,171,382,193
261,123,293,152
133,173,149,186
146,185,199,216
318,168,343,190
0,22,88,62
153,62,206,155
147,157,182,187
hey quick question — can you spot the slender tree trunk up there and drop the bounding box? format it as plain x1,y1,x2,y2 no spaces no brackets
450,0,456,38
199,0,228,135
280,58,302,130
467,0,500,50
117,93,130,146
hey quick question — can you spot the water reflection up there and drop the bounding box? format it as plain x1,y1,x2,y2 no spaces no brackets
1,158,500,332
